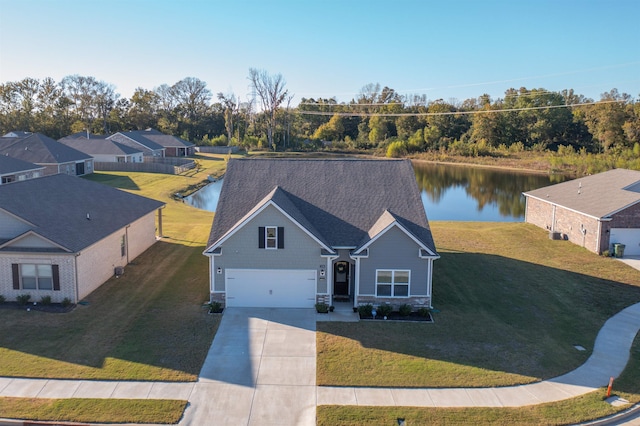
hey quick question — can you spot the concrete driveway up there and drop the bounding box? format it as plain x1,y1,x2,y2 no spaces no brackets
180,308,317,425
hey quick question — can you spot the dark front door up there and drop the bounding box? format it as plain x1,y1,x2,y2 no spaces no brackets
334,261,349,297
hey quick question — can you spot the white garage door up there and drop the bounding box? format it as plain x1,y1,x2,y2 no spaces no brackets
610,229,640,256
225,269,317,308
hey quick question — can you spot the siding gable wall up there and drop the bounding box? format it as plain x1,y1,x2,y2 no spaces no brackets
359,225,429,296
212,205,326,293
0,210,31,239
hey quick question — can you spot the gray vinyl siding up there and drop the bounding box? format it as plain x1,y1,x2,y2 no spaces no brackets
213,205,326,293
359,226,429,296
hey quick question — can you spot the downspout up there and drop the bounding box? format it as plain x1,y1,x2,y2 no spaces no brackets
208,254,214,303
74,253,80,304
596,220,602,254
551,205,556,232
157,207,164,238
428,258,434,308
125,225,130,264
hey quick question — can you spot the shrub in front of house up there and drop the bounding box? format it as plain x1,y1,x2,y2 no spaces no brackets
377,304,393,317
16,294,31,306
61,297,72,308
40,295,52,306
207,301,223,314
358,304,373,318
315,302,329,313
0,295,5,304
399,304,412,317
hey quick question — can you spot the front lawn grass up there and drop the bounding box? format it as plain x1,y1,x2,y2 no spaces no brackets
0,398,186,424
318,222,640,388
0,154,230,381
318,335,640,425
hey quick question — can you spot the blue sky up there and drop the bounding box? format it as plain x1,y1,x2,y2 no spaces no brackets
1,0,638,105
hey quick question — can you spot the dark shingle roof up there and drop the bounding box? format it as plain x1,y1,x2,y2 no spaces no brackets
108,131,165,151
0,155,43,175
207,158,437,254
59,137,143,156
133,129,195,148
524,168,640,218
0,174,164,252
0,133,92,164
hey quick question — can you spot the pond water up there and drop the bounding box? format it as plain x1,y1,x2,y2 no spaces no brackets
184,162,567,222
413,162,566,221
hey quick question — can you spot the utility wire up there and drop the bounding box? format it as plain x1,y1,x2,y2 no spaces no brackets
296,100,627,117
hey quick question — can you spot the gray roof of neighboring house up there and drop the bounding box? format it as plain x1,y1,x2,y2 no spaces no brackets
0,173,164,252
108,129,193,150
0,132,93,164
134,128,195,148
61,132,108,140
523,168,640,219
108,131,165,151
0,154,44,175
59,137,143,156
207,158,437,254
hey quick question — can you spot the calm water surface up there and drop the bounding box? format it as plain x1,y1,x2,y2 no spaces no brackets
184,162,567,222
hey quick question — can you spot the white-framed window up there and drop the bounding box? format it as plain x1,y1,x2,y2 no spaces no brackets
21,264,53,290
265,226,277,249
258,226,284,249
376,270,410,297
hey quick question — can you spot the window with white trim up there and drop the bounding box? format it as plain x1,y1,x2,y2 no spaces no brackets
258,226,284,249
21,264,53,290
266,226,277,249
376,270,410,297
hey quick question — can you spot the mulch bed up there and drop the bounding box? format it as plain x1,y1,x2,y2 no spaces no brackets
0,302,75,313
359,311,433,322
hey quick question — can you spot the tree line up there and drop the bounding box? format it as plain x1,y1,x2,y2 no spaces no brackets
1,72,638,158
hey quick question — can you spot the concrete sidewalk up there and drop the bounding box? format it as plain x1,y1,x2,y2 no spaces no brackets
0,302,639,424
319,302,640,407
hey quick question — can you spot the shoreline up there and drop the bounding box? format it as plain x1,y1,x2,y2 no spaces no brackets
409,157,556,175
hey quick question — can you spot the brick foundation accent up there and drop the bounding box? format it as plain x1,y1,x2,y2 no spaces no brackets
356,296,431,311
316,295,330,305
210,292,226,308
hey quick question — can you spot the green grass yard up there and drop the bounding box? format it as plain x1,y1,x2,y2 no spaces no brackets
318,222,640,388
2,154,640,424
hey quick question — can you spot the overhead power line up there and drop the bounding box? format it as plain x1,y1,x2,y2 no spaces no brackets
296,100,628,117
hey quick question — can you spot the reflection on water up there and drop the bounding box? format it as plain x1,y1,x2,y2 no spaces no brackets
183,178,224,211
414,162,566,221
183,162,567,222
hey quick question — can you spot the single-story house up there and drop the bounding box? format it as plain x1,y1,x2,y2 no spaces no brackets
0,173,165,303
59,134,144,163
203,158,439,309
0,132,94,176
108,129,195,157
127,128,195,157
0,155,44,184
523,168,640,255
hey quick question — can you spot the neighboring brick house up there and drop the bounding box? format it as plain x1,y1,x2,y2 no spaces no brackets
0,155,44,184
523,168,640,255
0,132,94,176
0,174,165,303
108,129,195,157
204,159,439,310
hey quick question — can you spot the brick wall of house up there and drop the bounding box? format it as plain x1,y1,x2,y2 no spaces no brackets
600,202,640,252
0,253,76,303
525,197,601,253
356,296,431,311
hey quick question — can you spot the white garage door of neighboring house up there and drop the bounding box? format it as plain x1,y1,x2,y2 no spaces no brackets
610,229,640,256
225,269,317,308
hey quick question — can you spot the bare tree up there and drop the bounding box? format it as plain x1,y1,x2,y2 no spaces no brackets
248,68,289,150
217,92,238,144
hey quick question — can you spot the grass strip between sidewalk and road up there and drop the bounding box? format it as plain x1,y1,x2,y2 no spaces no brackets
0,397,186,424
